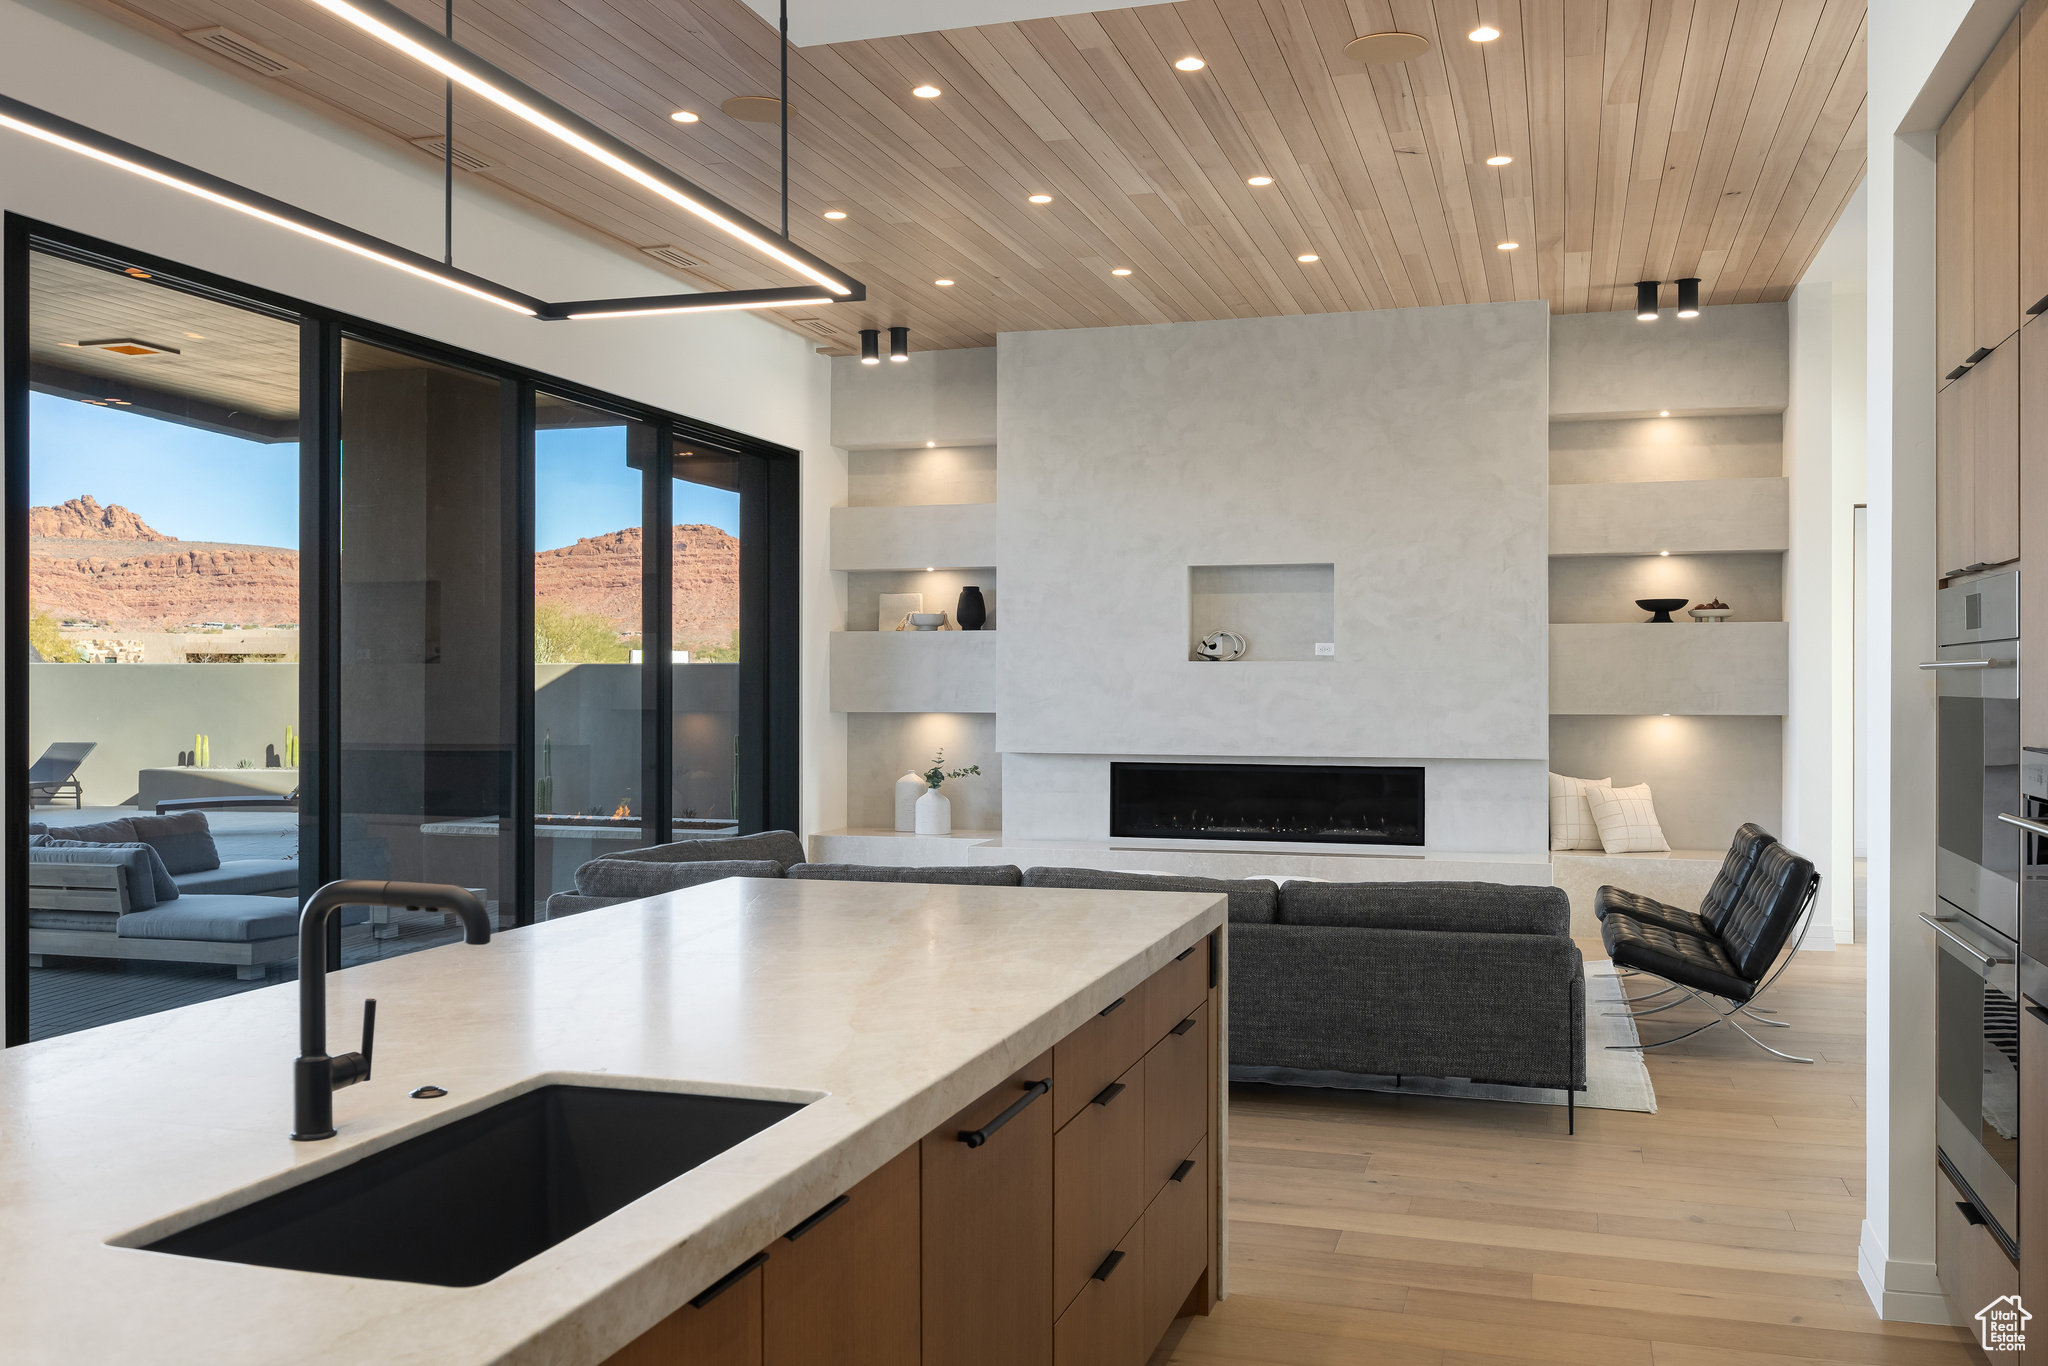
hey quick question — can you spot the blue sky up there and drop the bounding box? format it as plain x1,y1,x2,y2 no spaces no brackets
30,394,741,551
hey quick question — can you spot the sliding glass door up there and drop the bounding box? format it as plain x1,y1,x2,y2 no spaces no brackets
6,220,801,1047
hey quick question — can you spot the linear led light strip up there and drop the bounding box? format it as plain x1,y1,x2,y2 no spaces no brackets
0,94,860,320
0,101,536,315
305,0,854,297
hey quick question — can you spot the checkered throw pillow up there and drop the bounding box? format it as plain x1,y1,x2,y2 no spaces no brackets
1587,781,1671,854
1548,772,1610,851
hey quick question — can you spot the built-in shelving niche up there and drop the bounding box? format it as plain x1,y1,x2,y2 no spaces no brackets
1187,562,1334,662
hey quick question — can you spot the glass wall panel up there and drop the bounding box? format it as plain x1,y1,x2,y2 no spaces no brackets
22,250,301,1040
673,438,741,839
337,338,513,950
533,393,656,912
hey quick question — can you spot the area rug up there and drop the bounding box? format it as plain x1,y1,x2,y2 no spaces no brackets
1229,960,1657,1114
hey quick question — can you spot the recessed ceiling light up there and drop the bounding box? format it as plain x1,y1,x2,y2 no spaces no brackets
1028,194,1053,204
1248,175,1273,186
912,85,941,98
926,442,936,448
1659,550,1670,556
1470,26,1501,42
926,567,936,573
934,278,954,286
77,337,180,356
182,332,206,339
1297,253,1319,263
124,268,152,279
670,110,698,123
1497,241,1518,250
1486,155,1512,166
1111,268,1132,276
1175,56,1205,71
1660,410,1671,417
823,210,847,219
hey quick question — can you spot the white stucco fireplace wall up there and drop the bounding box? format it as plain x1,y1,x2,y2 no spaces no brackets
994,302,1553,853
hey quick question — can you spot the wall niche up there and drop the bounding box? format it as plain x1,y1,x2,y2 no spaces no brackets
1187,563,1334,662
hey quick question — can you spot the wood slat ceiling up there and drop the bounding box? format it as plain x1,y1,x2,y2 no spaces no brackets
84,0,1868,352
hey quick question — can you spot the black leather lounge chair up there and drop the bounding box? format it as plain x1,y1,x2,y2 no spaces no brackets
1596,825,1822,1062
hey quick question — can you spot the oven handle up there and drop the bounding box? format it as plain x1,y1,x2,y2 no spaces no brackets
1918,913,2014,968
1999,812,2048,839
1918,659,1999,669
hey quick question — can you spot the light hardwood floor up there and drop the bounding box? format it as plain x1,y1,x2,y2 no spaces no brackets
1164,941,1985,1366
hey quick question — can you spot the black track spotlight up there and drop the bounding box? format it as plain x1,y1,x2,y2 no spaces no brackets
1635,280,1660,321
1675,277,1701,318
860,328,880,364
889,325,910,362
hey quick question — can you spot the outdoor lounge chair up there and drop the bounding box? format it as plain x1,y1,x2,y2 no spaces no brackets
27,742,95,808
156,785,300,815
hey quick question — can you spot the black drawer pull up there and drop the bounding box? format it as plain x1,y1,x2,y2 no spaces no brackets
1959,1201,1990,1228
1092,1249,1126,1281
1091,1081,1127,1107
1175,943,1197,962
1170,1016,1198,1036
1098,996,1127,1017
1170,1158,1195,1183
784,1194,849,1241
959,1078,1051,1147
2027,1002,2048,1026
691,1252,767,1308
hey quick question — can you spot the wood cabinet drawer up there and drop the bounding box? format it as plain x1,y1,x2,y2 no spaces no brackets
763,1146,919,1366
1936,1162,2017,1327
923,1052,1054,1366
1144,1001,1208,1202
1053,1059,1146,1315
605,1258,763,1366
1143,939,1208,1045
1053,1218,1146,1366
1054,981,1148,1131
1143,1138,1208,1352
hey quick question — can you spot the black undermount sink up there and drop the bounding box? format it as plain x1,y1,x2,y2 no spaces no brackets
143,1085,806,1286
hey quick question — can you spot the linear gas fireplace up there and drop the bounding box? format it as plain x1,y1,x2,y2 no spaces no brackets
1109,762,1424,847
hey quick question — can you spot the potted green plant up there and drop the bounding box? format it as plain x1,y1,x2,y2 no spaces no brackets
914,750,981,835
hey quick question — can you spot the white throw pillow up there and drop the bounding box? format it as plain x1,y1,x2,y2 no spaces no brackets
1548,772,1611,851
1587,782,1671,854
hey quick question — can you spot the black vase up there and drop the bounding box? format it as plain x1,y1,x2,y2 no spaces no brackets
956,586,987,631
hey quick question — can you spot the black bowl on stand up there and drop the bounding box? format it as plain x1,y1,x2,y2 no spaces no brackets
1635,597,1690,623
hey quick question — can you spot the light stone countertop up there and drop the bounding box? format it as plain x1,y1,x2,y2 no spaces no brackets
0,876,1226,1366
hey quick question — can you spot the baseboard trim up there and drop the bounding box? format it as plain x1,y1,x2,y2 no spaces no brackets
1859,1221,1956,1325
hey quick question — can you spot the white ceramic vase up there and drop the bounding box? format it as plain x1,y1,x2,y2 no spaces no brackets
894,772,925,831
914,787,952,835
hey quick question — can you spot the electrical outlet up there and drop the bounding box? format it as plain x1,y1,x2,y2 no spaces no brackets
1314,642,1336,657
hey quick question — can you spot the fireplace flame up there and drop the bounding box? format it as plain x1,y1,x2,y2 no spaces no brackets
612,800,631,820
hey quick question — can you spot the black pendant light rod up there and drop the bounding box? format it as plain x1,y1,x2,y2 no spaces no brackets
779,0,789,240
443,0,454,265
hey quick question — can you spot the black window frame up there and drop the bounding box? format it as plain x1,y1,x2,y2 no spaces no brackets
2,215,801,1046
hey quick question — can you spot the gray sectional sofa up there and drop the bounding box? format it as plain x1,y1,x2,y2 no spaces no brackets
25,812,341,980
551,838,1585,1105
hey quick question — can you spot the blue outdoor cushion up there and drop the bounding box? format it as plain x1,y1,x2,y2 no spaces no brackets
173,859,299,896
116,897,365,943
128,812,222,875
31,838,177,906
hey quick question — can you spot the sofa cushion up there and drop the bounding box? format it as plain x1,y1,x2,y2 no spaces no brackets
595,830,807,870
545,892,629,918
127,812,221,874
1278,880,1569,937
574,858,782,899
786,863,1023,887
173,859,300,896
32,839,176,907
50,817,138,845
1021,867,1277,924
115,897,366,943
26,822,46,839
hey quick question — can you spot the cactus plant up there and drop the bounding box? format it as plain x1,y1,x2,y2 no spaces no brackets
192,733,212,768
536,729,555,813
283,724,298,768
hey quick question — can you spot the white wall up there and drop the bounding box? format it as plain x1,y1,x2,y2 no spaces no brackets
0,0,843,1029
1549,303,1791,419
1863,0,2016,1327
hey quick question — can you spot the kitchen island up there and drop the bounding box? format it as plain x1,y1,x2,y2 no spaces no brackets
0,875,1226,1365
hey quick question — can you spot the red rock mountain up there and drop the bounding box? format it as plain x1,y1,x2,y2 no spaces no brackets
30,495,178,542
534,524,740,652
28,497,739,646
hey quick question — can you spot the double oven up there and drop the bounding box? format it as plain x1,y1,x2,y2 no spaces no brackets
1927,571,2025,1257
